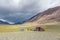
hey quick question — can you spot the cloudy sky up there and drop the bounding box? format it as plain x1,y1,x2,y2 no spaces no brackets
0,0,60,24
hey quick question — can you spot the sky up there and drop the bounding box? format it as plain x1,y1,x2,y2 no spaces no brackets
0,0,60,24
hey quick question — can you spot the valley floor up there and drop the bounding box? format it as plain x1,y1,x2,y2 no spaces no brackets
0,22,60,40
0,32,60,40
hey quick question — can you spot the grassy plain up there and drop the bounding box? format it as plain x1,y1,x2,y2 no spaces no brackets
0,22,60,33
40,22,60,33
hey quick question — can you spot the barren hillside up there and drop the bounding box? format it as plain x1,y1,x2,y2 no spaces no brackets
28,6,60,24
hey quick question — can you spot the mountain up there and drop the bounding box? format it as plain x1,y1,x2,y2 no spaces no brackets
0,19,14,24
28,6,60,24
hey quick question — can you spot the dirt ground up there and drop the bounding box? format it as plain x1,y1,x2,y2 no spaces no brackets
0,32,60,40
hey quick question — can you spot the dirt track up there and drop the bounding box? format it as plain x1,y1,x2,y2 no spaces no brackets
0,32,60,40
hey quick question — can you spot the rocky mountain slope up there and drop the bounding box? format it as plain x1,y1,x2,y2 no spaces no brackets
28,6,60,24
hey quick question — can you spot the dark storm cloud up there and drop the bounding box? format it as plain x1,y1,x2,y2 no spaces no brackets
0,0,60,24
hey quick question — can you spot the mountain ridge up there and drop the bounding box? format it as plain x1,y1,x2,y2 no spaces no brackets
28,6,60,24
0,19,14,24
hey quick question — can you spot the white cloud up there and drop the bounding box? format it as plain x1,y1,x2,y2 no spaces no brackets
0,0,60,12
37,0,60,12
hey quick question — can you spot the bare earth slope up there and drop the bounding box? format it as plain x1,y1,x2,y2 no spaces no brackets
29,6,60,24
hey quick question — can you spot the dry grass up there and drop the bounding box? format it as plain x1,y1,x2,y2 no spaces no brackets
0,22,60,40
0,32,60,40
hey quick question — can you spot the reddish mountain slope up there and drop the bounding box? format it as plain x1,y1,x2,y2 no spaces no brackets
28,6,60,24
